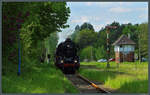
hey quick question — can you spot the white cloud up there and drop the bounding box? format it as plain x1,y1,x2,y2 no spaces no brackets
97,2,114,7
135,7,148,12
109,7,132,13
139,14,148,19
93,17,101,21
93,24,105,31
109,6,148,13
71,16,89,23
85,2,133,7
71,16,101,24
80,16,89,22
105,20,114,24
71,19,81,23
122,20,130,24
85,2,114,7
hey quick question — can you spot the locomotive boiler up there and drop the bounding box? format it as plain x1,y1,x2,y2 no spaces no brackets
55,38,80,73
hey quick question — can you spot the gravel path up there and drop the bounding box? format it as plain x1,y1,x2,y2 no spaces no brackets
65,74,103,93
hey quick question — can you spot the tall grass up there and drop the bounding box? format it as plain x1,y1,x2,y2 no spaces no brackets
2,61,79,93
79,62,148,93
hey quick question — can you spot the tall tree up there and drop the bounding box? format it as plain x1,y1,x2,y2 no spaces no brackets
71,25,80,41
94,46,107,60
2,2,70,70
74,29,97,49
80,22,95,31
138,23,148,59
75,25,80,31
80,46,94,61
45,32,58,62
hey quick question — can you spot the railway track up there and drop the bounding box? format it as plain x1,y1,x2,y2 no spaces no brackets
64,73,111,93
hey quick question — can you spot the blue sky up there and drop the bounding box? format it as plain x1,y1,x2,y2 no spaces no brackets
58,2,148,44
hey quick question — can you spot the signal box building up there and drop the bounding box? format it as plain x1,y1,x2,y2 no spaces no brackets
112,35,136,63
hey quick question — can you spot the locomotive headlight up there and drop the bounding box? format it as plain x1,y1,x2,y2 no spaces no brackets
74,60,77,63
61,60,64,63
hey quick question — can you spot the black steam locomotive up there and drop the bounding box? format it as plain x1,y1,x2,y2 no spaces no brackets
55,38,80,73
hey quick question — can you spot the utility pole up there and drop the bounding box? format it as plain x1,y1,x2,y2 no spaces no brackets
17,12,29,76
106,26,117,68
17,25,21,76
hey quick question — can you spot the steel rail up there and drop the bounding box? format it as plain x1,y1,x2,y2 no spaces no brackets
77,74,111,93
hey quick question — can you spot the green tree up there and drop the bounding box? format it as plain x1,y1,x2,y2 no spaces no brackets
122,24,139,47
45,32,58,62
71,25,81,41
80,46,94,61
138,23,148,59
75,25,80,31
20,2,70,63
2,3,31,66
75,29,97,49
2,2,70,73
94,46,107,60
80,22,94,31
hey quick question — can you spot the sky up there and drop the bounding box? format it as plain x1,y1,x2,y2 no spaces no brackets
58,2,148,44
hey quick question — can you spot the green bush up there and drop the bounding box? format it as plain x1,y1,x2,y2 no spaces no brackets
80,46,94,61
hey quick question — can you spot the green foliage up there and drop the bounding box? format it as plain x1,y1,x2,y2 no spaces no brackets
75,25,80,31
138,23,148,58
74,29,97,49
80,46,94,61
71,25,80,41
80,22,95,31
2,2,70,71
37,2,70,33
71,21,148,62
71,22,95,42
94,46,107,60
122,24,139,48
2,2,31,66
45,32,58,61
122,26,131,35
95,29,107,48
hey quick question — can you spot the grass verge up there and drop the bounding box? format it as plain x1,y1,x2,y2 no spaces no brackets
79,62,148,93
2,61,79,93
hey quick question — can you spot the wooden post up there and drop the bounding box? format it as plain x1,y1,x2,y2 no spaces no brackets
106,26,117,68
106,28,110,68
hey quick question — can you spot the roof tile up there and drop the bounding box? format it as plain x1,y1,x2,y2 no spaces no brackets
112,35,136,46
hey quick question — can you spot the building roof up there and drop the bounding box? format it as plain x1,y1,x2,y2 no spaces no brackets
112,35,136,46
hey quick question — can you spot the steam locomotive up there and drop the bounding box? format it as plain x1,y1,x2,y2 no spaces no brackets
55,38,80,73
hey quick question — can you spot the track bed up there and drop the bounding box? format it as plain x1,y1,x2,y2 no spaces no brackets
65,74,110,93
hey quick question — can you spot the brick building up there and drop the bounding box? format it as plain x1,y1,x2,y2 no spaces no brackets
112,35,136,63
